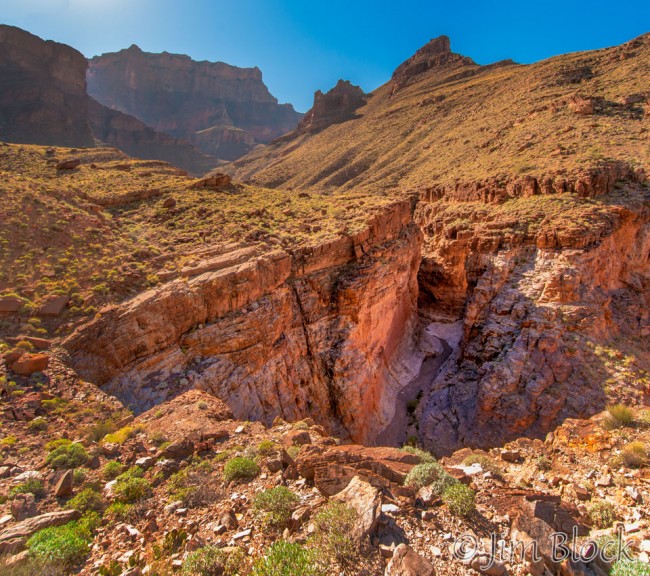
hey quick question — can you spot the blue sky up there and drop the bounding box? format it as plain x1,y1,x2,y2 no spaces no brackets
1,0,649,112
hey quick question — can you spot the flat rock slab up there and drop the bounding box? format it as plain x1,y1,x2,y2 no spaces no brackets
0,509,80,543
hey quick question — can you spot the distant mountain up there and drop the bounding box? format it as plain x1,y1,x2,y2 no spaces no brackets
88,45,303,161
0,25,218,175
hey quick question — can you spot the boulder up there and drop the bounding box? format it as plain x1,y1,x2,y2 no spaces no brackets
54,470,74,497
190,173,231,190
385,544,435,576
37,296,69,317
160,438,194,459
333,476,381,541
56,159,81,170
9,353,49,376
0,297,22,313
10,494,37,521
0,510,80,544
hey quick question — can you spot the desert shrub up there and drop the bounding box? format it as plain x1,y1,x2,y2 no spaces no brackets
257,440,278,456
102,425,136,445
253,486,299,530
182,545,246,576
286,445,300,460
404,461,449,490
154,527,188,558
113,468,151,503
27,513,99,567
104,502,134,523
589,500,617,528
614,441,648,468
400,446,436,463
10,478,46,498
149,430,168,446
0,435,17,446
72,468,87,486
309,501,359,571
535,455,552,471
85,419,116,443
442,484,476,517
65,487,103,513
27,417,47,432
167,461,219,507
223,457,260,483
102,460,123,480
610,559,650,576
252,541,320,576
0,555,67,576
463,454,503,476
603,404,635,430
45,438,71,451
46,442,89,469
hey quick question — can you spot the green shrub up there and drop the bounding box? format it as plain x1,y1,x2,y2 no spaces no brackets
603,404,635,430
252,541,321,576
309,502,359,571
223,457,260,483
10,478,46,499
253,486,299,530
610,559,650,576
167,461,218,507
27,417,48,432
46,442,89,469
45,438,71,451
463,454,503,476
102,425,136,445
102,460,123,480
257,440,278,456
65,488,103,513
182,545,246,576
535,455,552,471
442,484,476,517
400,446,436,463
85,419,116,443
404,461,449,491
104,502,134,523
27,514,98,567
286,445,300,460
589,500,617,528
0,435,18,446
113,468,151,503
72,468,87,486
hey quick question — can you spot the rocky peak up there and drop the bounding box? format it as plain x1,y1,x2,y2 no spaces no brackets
391,35,475,90
294,79,367,135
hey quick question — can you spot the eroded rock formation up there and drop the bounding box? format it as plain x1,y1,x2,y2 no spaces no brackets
87,45,303,160
63,200,422,445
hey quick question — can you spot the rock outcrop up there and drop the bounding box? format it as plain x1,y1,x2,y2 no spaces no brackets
87,45,303,160
293,80,368,135
63,199,422,445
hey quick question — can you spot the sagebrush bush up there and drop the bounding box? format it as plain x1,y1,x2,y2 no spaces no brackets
442,483,476,517
257,440,278,456
113,467,151,503
309,501,359,571
27,417,47,432
10,478,46,499
65,488,103,513
253,486,299,530
102,460,123,480
400,446,436,463
182,545,246,576
589,500,617,528
223,457,260,483
404,461,450,491
252,541,321,576
535,455,552,471
46,442,89,469
615,441,648,468
603,404,635,430
167,461,218,507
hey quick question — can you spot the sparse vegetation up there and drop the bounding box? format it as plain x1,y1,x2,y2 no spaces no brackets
442,483,476,517
309,501,360,571
167,461,219,507
102,460,123,480
401,446,436,463
253,486,300,530
603,404,636,430
463,454,503,476
45,442,89,469
10,478,46,499
589,500,617,528
252,541,321,576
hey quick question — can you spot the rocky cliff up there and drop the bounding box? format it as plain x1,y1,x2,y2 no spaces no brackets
0,25,218,174
62,199,422,445
87,45,303,160
0,25,94,147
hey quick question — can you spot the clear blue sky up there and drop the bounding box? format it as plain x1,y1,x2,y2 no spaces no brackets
1,0,649,112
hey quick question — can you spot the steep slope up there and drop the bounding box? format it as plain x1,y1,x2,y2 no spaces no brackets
88,45,303,160
228,34,649,192
0,25,218,175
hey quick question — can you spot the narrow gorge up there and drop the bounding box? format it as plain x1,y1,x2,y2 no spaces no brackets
61,165,650,453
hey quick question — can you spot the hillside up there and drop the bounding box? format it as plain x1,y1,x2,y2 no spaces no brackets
229,34,649,193
88,46,303,161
